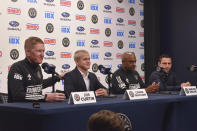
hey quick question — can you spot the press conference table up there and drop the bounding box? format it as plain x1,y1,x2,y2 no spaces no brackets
0,93,197,131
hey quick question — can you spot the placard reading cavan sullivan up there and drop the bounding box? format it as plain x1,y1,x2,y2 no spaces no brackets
68,91,96,104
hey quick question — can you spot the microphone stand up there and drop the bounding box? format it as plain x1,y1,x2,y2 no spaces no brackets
52,71,55,93
107,73,111,94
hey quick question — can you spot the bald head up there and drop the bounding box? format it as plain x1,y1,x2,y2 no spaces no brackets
121,52,136,71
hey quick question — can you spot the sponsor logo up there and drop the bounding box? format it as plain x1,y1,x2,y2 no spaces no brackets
105,28,111,37
92,63,98,72
44,51,56,60
62,64,70,69
91,15,98,24
104,41,113,47
140,54,144,60
27,0,37,3
128,20,136,26
46,23,54,33
7,7,21,15
139,0,144,5
90,4,98,11
116,18,125,26
26,23,39,30
105,52,112,57
77,0,84,10
0,51,2,57
129,42,135,48
76,26,86,35
44,38,56,45
44,0,55,6
117,30,124,37
28,8,37,18
140,10,144,16
60,0,71,7
117,0,123,3
116,53,122,59
129,0,135,3
128,30,136,38
141,19,144,28
141,63,144,71
61,26,70,33
61,12,71,21
60,52,72,58
62,37,70,47
103,5,112,13
90,40,100,48
117,113,132,131
129,7,135,16
45,11,54,19
9,36,20,44
139,32,144,37
117,64,122,69
118,40,124,49
8,21,21,31
104,17,112,24
90,28,100,34
77,40,85,47
76,15,86,21
91,53,99,59
10,49,19,60
140,42,144,49
116,7,125,13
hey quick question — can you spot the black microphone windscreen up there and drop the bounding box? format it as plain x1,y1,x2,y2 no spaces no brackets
41,63,48,69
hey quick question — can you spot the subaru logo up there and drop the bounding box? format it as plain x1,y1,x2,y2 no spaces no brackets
129,30,135,35
61,12,70,17
117,64,122,69
45,51,54,56
140,0,144,3
46,0,54,2
9,21,19,27
140,42,144,47
104,5,111,10
105,52,112,57
77,26,85,32
117,18,124,23
91,40,98,45
62,64,70,69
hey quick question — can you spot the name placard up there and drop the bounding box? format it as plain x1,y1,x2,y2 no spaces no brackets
123,89,148,100
180,86,197,96
68,91,96,104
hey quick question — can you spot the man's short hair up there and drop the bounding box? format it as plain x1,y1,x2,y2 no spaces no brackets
24,37,44,50
88,110,125,131
158,54,172,62
122,52,135,63
74,50,89,62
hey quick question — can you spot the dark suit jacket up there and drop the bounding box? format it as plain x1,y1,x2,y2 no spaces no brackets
64,67,107,97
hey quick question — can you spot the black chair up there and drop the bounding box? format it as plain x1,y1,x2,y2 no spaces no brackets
0,93,8,103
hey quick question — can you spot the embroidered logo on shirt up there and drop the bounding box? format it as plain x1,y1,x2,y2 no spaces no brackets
27,74,31,80
14,73,23,80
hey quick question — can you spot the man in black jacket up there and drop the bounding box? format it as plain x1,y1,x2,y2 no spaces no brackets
8,37,65,102
64,50,108,97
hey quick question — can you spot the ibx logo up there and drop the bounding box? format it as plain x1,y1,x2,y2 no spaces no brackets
90,28,100,34
44,51,56,60
9,36,20,44
26,23,39,30
8,21,21,31
116,7,125,13
140,10,144,16
104,52,113,60
140,54,144,60
129,42,135,48
116,53,122,59
44,38,56,45
128,20,136,26
76,14,86,21
104,17,112,24
117,30,124,37
61,26,70,33
103,5,112,13
60,12,71,21
60,52,72,58
90,40,100,48
129,0,135,4
76,26,86,35
60,0,71,7
45,11,54,19
116,18,125,26
91,53,99,60
44,0,55,6
7,7,21,15
76,40,85,47
104,41,113,47
27,0,37,3
128,30,136,38
91,4,98,11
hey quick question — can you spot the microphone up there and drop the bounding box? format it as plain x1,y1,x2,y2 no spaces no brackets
188,65,197,72
42,63,58,75
98,65,112,75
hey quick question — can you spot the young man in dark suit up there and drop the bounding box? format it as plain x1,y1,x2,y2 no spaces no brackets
64,50,108,97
